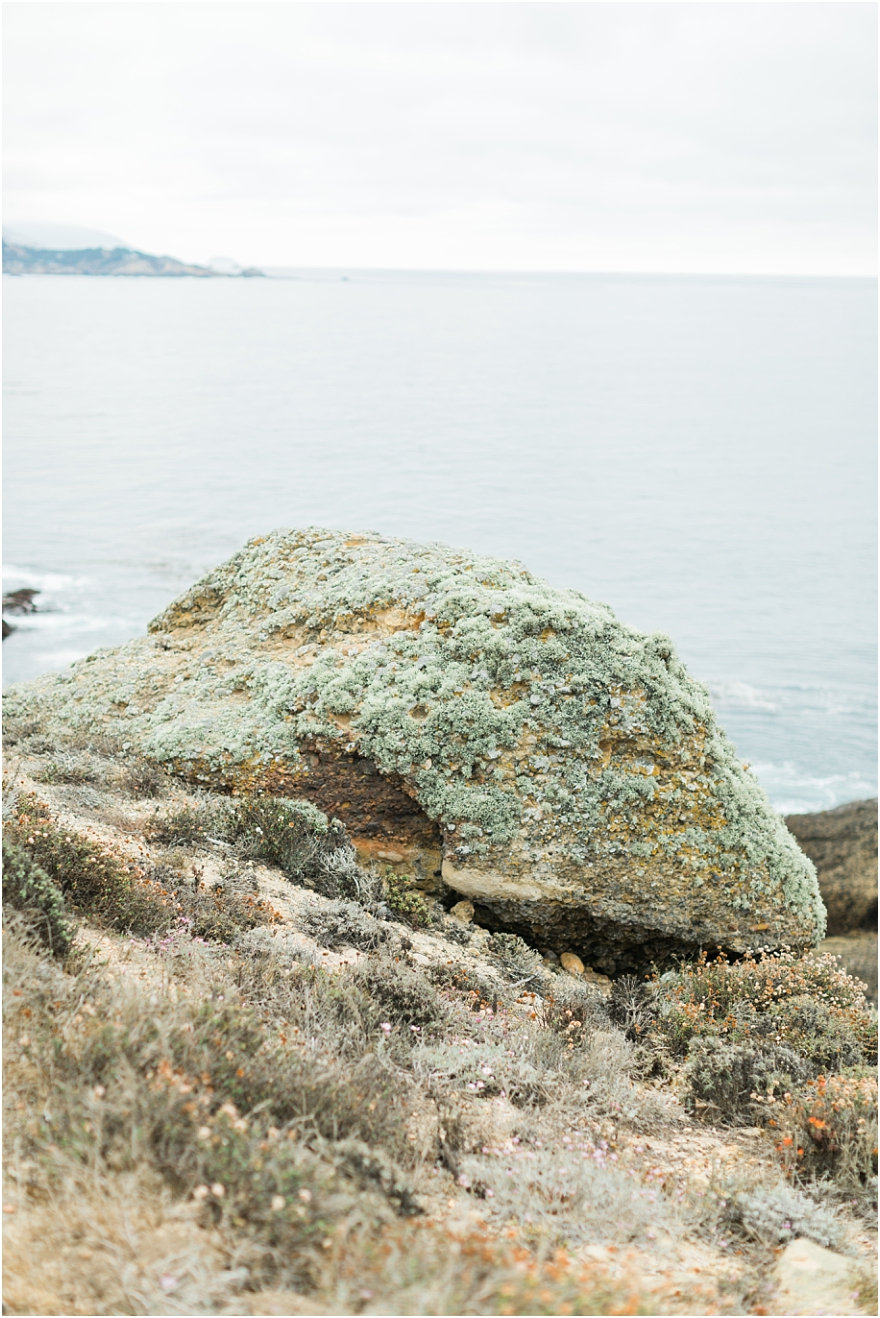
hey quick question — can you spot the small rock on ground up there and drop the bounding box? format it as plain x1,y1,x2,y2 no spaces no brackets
770,1237,862,1316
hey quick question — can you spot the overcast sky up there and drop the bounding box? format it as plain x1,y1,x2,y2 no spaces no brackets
4,2,877,274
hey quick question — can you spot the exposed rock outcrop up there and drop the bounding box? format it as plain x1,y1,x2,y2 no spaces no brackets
3,587,39,641
4,528,825,972
785,799,877,936
2,588,40,614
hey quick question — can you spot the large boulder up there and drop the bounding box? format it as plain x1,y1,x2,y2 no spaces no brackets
785,799,877,936
4,528,824,972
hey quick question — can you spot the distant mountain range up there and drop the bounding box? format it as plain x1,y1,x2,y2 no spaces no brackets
2,240,264,278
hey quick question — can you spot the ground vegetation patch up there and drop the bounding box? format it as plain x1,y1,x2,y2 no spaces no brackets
2,752,876,1314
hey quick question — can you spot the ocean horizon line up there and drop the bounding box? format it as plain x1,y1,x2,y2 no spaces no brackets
3,259,875,285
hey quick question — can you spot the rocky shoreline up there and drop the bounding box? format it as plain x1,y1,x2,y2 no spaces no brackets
784,799,877,1004
785,800,877,937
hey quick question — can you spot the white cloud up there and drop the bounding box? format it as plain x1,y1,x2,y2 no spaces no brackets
3,2,876,273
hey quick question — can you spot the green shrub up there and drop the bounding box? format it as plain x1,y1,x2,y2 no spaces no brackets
350,953,449,1034
305,843,379,904
653,949,876,1071
684,1036,809,1125
148,793,380,904
381,868,437,929
234,795,343,872
487,932,548,988
719,1181,845,1248
145,797,237,847
302,899,392,952
233,795,379,903
119,756,167,798
759,993,874,1072
5,794,170,933
2,837,73,956
4,796,277,943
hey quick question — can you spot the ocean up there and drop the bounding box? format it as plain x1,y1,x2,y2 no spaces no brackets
3,270,876,815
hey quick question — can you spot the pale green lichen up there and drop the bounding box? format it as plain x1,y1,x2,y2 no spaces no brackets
5,527,824,944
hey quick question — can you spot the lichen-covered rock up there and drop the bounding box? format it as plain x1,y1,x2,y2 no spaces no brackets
4,527,824,972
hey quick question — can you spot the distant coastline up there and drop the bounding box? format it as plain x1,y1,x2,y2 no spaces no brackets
2,240,264,278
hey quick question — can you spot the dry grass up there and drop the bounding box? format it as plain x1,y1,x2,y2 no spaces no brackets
3,1170,243,1316
3,1170,653,1316
1,917,681,1314
0,911,753,1315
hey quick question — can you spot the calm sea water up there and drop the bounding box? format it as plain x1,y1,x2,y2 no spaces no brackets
3,271,876,814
